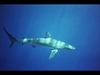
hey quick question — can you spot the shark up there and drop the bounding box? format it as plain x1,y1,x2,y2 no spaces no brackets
3,27,75,59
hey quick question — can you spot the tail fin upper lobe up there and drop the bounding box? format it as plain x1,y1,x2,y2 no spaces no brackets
3,27,18,48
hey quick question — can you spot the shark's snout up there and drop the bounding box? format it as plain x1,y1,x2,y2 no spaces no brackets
65,44,75,50
71,46,75,50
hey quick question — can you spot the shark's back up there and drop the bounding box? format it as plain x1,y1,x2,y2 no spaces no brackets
36,37,66,49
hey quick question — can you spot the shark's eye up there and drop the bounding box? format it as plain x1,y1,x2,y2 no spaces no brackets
68,45,72,48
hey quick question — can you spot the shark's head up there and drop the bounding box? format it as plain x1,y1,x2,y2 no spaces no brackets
64,44,75,50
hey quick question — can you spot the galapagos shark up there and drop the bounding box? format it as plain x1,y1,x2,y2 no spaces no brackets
3,27,75,59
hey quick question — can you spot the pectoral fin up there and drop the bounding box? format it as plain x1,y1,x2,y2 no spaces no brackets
49,49,58,59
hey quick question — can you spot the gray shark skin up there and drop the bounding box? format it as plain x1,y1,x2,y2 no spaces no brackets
3,27,75,59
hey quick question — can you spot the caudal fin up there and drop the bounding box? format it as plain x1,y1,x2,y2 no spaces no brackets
3,27,18,48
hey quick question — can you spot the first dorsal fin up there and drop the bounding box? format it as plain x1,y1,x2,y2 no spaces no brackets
45,31,51,38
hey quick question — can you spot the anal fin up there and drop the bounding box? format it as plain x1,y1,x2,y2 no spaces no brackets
32,45,36,48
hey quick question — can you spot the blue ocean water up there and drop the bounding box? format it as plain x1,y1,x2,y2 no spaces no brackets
0,4,100,70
